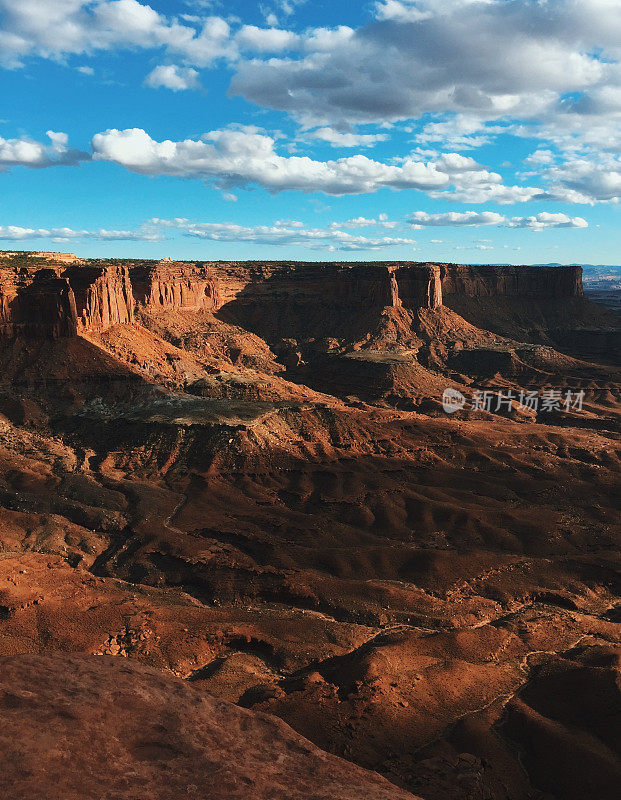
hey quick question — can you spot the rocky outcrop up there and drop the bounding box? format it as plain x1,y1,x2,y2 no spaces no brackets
131,259,220,312
395,263,442,308
65,264,134,333
214,262,442,343
0,257,600,350
0,263,134,338
437,265,620,363
0,269,78,339
440,264,583,298
216,263,394,341
32,251,80,263
0,652,419,800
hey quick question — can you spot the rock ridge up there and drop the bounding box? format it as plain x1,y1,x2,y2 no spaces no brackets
0,254,585,341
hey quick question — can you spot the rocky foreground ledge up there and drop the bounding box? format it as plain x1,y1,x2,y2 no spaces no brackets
0,652,419,800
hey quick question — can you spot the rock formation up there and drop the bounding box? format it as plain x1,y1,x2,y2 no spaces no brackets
0,256,594,340
440,263,583,297
66,264,135,332
0,653,419,800
131,259,220,312
0,262,133,338
0,248,619,800
0,268,78,338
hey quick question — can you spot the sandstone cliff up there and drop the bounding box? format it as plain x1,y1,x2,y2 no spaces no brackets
0,262,134,338
0,256,602,353
131,259,220,312
66,264,134,333
0,268,78,339
440,263,583,298
212,262,441,343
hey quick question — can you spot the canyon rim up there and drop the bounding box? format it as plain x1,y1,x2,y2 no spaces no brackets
1,1,621,798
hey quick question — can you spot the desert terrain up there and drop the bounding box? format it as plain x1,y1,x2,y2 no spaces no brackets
0,251,619,799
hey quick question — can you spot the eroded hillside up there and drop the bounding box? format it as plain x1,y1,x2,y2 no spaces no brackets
0,252,619,800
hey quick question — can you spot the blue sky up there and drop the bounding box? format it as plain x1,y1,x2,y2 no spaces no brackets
1,0,620,263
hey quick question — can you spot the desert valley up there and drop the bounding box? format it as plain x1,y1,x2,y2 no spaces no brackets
0,249,619,799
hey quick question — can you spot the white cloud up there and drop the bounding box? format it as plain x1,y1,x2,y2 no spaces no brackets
3,0,620,170
507,212,589,230
76,64,94,75
0,226,41,240
430,183,542,204
153,216,416,250
303,127,388,148
230,0,621,130
261,0,308,26
416,115,506,150
144,64,201,91
235,25,299,52
91,127,533,199
0,224,162,241
91,127,486,195
0,0,237,68
409,210,588,229
0,210,586,249
537,154,621,203
328,216,397,229
300,26,355,53
524,149,556,167
409,211,505,228
0,130,87,169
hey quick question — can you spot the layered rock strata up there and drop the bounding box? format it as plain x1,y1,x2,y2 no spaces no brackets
66,265,134,333
440,263,583,298
131,259,220,312
0,256,589,343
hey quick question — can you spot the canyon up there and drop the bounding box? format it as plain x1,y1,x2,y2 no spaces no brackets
0,251,619,800
0,257,587,340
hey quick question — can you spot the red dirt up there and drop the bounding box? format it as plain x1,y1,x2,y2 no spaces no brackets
0,255,619,799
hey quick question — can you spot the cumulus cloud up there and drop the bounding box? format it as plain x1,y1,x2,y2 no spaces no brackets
415,115,507,150
3,1,621,165
409,210,588,229
429,183,542,204
0,0,236,68
92,126,520,196
235,25,299,52
524,149,556,167
2,0,619,214
507,212,589,230
409,211,505,228
303,127,389,148
261,0,308,26
0,130,88,170
537,155,621,203
230,0,621,131
144,64,201,91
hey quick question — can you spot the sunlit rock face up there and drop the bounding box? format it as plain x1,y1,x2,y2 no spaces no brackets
66,264,135,333
0,259,584,342
130,260,220,313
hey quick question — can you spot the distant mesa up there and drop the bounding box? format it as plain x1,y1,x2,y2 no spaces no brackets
0,251,616,365
32,251,80,263
0,252,586,341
